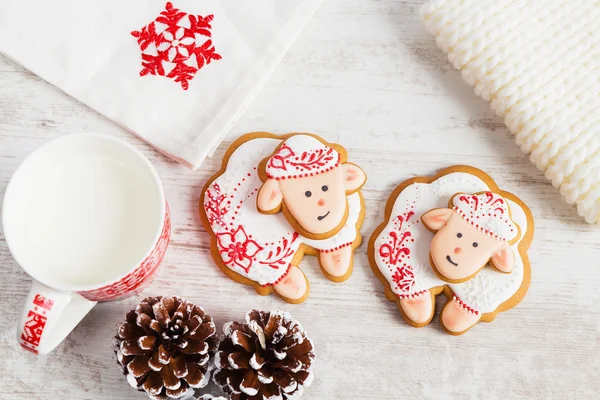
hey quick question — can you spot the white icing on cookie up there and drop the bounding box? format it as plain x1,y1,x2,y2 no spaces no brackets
204,137,362,286
374,172,528,314
265,135,340,180
452,192,518,242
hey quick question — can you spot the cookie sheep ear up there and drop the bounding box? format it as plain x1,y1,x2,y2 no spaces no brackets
491,245,515,273
342,163,366,193
421,208,453,231
257,179,283,212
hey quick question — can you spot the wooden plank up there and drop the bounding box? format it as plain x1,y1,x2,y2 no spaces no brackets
0,1,597,398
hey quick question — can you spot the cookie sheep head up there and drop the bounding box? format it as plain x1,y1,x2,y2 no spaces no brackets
421,192,520,282
257,135,366,236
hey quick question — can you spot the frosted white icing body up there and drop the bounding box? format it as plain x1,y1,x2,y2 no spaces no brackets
204,137,362,286
374,172,528,314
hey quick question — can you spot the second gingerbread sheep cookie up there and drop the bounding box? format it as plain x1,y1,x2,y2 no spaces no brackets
200,132,366,304
368,166,534,335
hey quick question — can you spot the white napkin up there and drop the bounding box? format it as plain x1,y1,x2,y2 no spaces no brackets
0,1,322,169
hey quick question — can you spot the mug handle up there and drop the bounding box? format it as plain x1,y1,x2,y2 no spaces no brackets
17,281,97,354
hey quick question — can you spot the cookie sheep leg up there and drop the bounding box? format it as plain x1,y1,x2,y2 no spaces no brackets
319,246,353,281
441,296,481,334
272,266,308,302
398,290,435,326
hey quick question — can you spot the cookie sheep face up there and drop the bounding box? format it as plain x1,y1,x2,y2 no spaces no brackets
422,209,514,281
258,163,366,235
278,166,347,234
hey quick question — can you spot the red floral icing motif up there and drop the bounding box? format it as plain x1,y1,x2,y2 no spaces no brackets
264,136,343,180
488,195,505,213
453,192,516,242
267,145,295,171
267,145,338,173
459,194,479,211
392,264,415,292
289,147,337,171
205,182,231,229
379,211,414,265
379,210,418,294
217,226,263,273
258,232,299,270
131,2,222,90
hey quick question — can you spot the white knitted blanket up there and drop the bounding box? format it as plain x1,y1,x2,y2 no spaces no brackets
421,0,600,223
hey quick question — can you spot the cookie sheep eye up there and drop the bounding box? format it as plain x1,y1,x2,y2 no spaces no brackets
472,242,478,248
322,185,328,192
457,233,462,238
305,191,312,197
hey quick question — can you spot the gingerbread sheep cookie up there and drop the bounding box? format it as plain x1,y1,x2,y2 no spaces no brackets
368,166,534,335
200,132,367,304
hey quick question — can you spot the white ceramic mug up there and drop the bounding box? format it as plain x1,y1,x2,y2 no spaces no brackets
2,133,170,354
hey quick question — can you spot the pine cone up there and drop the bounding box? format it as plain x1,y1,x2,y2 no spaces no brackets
214,310,315,400
115,296,219,400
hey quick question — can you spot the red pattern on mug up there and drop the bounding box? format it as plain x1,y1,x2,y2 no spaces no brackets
20,294,55,354
131,2,222,90
79,205,172,301
33,294,54,310
7,133,170,355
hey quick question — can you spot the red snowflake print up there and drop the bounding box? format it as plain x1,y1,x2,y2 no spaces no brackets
131,2,222,90
392,265,415,292
217,226,263,273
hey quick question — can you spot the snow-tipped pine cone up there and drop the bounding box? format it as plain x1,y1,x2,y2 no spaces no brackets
115,296,219,400
214,310,315,400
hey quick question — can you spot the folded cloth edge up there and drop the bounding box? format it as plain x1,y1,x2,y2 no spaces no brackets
0,0,323,170
189,0,324,169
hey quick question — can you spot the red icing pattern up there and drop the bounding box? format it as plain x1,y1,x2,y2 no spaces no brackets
459,194,479,211
216,225,263,273
321,242,353,253
392,264,415,292
206,138,363,287
268,263,294,287
453,192,516,242
266,145,340,180
131,2,222,90
379,210,419,294
397,289,428,299
258,232,299,270
205,182,231,229
206,172,302,285
290,147,336,171
379,211,414,265
453,295,479,315
267,145,294,171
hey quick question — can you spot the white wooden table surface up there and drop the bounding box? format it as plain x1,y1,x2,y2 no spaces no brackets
1,1,598,399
